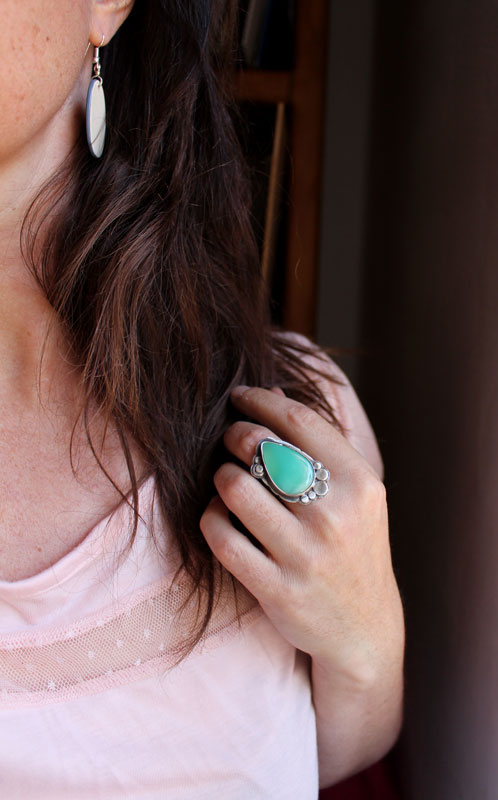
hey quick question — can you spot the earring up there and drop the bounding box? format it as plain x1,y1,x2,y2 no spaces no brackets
86,36,106,158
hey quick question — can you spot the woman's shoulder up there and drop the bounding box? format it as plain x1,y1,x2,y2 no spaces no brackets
275,330,384,480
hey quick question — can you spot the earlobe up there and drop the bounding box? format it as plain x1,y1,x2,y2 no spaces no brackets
90,0,135,47
94,0,134,9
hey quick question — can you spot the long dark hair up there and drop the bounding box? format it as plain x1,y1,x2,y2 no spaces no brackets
24,0,341,657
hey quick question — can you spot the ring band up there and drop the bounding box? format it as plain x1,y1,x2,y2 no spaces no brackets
250,438,330,504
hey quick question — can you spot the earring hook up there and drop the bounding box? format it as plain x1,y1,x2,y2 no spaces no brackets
86,34,105,59
92,35,105,79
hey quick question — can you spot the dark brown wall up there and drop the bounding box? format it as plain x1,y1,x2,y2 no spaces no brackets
359,2,498,797
317,0,375,387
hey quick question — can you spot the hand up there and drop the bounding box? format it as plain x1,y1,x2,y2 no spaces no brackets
199,385,404,686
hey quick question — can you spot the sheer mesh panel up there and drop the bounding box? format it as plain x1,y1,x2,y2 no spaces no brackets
0,574,260,708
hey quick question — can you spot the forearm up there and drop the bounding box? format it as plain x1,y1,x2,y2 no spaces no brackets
312,631,405,789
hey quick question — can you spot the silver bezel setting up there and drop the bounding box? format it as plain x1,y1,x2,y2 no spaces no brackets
250,437,330,504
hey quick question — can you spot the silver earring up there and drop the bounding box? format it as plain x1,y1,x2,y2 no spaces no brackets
86,36,106,158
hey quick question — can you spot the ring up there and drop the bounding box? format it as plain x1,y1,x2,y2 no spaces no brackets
250,437,330,504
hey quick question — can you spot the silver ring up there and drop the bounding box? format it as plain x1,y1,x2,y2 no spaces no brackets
250,437,330,504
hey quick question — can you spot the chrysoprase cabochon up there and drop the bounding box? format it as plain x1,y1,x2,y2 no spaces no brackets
260,440,315,497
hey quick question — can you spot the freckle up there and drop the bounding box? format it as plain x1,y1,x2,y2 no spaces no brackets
36,546,42,552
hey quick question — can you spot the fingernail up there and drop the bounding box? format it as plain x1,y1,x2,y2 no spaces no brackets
231,385,250,398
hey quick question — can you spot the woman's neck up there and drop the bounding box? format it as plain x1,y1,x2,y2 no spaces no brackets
0,86,83,410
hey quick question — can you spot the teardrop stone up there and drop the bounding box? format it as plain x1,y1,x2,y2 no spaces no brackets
261,441,314,496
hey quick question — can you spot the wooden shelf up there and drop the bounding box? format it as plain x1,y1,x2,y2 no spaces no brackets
283,0,329,336
233,0,330,336
234,70,292,104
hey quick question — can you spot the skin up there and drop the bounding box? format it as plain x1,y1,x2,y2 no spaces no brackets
200,386,405,786
0,0,404,788
0,0,136,581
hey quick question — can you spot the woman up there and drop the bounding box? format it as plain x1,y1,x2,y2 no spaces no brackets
0,0,404,796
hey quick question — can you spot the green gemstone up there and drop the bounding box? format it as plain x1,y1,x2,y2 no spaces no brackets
261,441,314,496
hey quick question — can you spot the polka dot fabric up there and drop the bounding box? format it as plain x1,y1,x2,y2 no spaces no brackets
0,572,258,708
0,349,382,798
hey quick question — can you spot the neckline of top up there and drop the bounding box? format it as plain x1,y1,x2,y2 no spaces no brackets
0,474,156,599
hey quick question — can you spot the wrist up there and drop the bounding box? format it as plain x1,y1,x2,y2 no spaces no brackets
311,600,405,697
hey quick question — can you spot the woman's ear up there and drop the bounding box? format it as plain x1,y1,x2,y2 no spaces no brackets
89,0,135,47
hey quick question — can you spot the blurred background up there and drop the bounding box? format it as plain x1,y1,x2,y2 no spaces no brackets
235,0,498,798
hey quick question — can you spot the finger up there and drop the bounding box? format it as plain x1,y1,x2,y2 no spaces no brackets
213,462,302,563
224,421,275,467
222,422,338,529
230,386,375,480
199,495,278,601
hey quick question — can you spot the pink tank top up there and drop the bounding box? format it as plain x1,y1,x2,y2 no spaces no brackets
0,357,382,799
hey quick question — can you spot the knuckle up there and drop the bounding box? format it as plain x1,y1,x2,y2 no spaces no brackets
217,536,241,566
240,426,265,457
226,421,270,457
216,466,249,500
359,471,386,507
286,402,316,430
227,421,246,440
